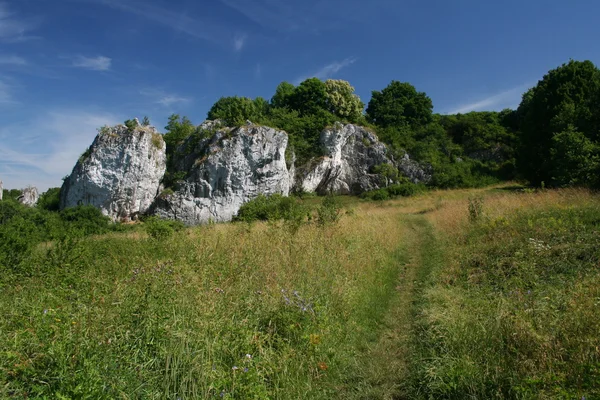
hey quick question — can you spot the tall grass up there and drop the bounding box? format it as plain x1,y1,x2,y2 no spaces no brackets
408,187,600,399
0,204,405,399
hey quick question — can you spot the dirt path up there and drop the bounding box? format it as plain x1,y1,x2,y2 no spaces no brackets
340,215,443,399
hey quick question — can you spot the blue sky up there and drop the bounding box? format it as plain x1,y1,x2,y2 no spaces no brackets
1,0,600,190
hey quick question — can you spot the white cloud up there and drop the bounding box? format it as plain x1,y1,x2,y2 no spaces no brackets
139,88,192,108
295,57,357,84
0,55,27,65
445,84,531,114
233,33,247,52
72,55,112,71
0,110,120,191
0,2,40,42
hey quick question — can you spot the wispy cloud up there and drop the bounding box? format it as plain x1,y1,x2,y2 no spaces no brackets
0,80,17,104
220,0,393,33
233,33,247,52
445,84,531,114
295,57,357,84
0,55,27,65
84,0,232,47
0,2,41,42
72,55,112,71
139,88,192,108
0,110,120,190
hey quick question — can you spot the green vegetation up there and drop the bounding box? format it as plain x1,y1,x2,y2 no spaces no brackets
517,60,600,187
405,188,600,399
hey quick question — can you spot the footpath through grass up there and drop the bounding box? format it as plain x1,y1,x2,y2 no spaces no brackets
1,185,599,399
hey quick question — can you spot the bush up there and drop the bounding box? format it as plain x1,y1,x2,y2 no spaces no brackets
144,217,184,240
59,206,111,236
316,195,341,226
362,182,425,201
234,194,307,223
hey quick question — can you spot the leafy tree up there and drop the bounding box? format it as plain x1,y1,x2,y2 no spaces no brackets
163,114,196,170
324,79,364,122
549,127,600,187
38,188,61,211
366,81,433,128
271,82,295,109
141,116,151,126
207,96,261,126
287,78,329,116
517,60,600,186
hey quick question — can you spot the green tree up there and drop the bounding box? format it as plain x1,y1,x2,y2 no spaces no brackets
550,127,600,187
271,82,295,109
517,60,600,186
287,78,329,116
163,114,196,168
38,188,61,211
207,96,260,126
141,116,151,126
324,79,364,122
366,81,433,128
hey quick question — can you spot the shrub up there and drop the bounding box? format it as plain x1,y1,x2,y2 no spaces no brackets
316,195,341,226
144,217,184,240
59,206,111,236
234,194,307,223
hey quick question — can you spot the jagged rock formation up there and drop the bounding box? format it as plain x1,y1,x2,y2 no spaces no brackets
62,119,430,225
0,180,3,201
298,123,429,195
151,123,290,225
18,186,39,206
60,120,166,221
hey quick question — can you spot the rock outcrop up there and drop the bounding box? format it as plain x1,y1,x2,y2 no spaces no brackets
18,186,39,206
151,123,290,225
0,180,3,201
61,119,430,225
298,123,429,195
60,121,166,221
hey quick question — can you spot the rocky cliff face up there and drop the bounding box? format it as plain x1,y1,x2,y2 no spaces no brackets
298,123,429,194
61,119,429,225
60,120,166,221
151,123,290,225
18,186,39,206
0,180,3,201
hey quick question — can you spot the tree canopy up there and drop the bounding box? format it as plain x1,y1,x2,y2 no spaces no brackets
517,60,600,186
366,81,433,128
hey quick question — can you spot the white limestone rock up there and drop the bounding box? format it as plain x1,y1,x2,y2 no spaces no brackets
18,186,39,206
60,123,166,221
298,123,391,194
151,123,290,225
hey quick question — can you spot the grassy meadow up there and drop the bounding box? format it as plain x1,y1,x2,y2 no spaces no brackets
1,185,599,399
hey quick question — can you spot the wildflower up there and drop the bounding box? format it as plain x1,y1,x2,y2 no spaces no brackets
283,296,291,305
317,362,328,371
215,288,225,294
243,367,249,373
245,354,252,359
293,290,300,297
310,334,321,345
43,309,48,315
232,366,239,371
